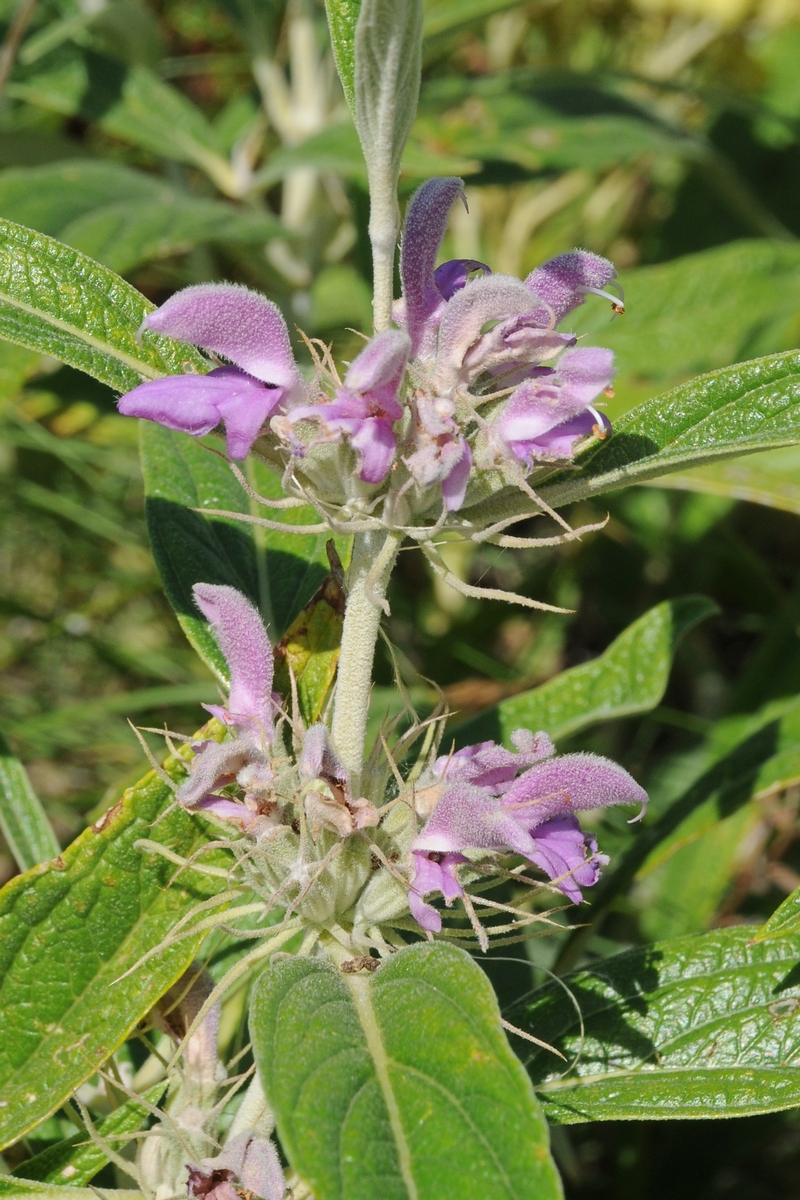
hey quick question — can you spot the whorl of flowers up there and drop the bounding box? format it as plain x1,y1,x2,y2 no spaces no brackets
120,175,623,609
153,583,646,950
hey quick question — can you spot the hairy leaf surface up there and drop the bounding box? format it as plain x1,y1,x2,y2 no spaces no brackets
251,942,562,1200
510,927,800,1122
0,740,227,1149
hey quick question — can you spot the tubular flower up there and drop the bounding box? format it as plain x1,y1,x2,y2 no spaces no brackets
177,583,277,825
117,175,621,529
119,283,302,460
409,730,646,932
280,329,410,484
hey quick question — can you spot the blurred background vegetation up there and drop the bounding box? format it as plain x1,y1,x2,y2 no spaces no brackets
2,0,800,1192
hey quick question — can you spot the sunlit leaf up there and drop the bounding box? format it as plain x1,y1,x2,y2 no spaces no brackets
251,942,562,1200
455,596,715,746
0,733,228,1150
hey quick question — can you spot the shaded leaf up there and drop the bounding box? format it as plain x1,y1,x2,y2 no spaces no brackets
509,927,800,1122
654,445,800,517
251,942,562,1200
273,566,346,725
0,161,280,275
140,424,345,675
455,596,715,747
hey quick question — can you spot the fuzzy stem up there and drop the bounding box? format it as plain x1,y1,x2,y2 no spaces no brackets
331,529,401,795
369,198,399,332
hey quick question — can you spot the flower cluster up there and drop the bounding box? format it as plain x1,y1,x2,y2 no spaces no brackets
119,175,621,552
167,583,645,947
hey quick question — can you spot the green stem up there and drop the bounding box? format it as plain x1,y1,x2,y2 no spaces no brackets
331,529,401,796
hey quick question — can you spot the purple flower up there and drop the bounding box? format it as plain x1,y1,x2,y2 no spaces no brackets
404,394,473,512
525,250,623,326
177,584,277,821
190,1133,286,1200
409,731,646,928
285,330,410,484
494,346,615,465
119,284,301,459
398,177,487,356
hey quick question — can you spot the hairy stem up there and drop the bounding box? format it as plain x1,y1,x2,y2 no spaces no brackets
331,529,401,795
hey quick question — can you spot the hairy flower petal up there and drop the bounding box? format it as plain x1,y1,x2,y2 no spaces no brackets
142,283,298,387
528,814,609,904
193,583,274,742
501,751,648,828
401,177,465,354
525,250,618,325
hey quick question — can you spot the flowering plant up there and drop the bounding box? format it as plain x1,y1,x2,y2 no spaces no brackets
2,2,800,1198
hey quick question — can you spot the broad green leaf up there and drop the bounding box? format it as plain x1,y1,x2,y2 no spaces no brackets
325,0,362,113
140,424,345,675
273,571,345,724
13,1081,167,1185
454,596,715,747
753,880,800,943
530,349,800,510
0,161,280,275
654,445,800,516
0,725,59,871
509,927,800,1122
635,800,760,941
0,734,228,1150
580,693,800,926
423,0,523,38
0,217,205,392
570,239,800,391
251,942,562,1200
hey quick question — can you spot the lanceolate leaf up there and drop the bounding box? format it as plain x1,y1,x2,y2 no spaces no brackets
0,736,229,1150
455,596,716,746
0,725,60,871
273,569,346,724
753,879,800,943
13,1081,168,1186
535,350,800,509
655,445,800,517
140,424,345,676
0,217,205,392
251,942,562,1200
325,0,362,113
509,927,800,1123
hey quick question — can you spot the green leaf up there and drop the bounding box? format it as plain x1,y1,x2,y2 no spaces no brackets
509,927,800,1122
13,1081,167,1185
273,572,345,724
753,881,800,943
654,445,800,517
533,349,800,510
140,424,346,673
0,724,60,871
0,161,280,275
251,942,562,1200
325,0,362,113
455,596,716,747
9,58,237,195
569,239,800,390
0,217,206,392
580,693,800,927
0,738,228,1150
